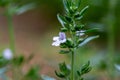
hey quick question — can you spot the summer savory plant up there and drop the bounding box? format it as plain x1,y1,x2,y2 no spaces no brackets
52,0,99,80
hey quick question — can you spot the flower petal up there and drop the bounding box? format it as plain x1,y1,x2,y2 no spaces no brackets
53,37,59,41
59,32,66,40
52,41,60,46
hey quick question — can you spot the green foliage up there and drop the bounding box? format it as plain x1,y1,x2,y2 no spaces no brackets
55,62,70,78
25,66,41,80
54,0,99,80
12,55,25,66
77,61,92,77
0,57,9,67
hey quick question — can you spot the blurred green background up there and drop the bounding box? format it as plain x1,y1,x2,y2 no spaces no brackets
0,0,120,80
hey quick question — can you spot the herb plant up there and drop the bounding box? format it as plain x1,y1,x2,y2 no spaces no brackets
52,0,99,80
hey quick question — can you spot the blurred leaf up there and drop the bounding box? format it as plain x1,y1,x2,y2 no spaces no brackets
41,75,56,80
0,67,7,74
59,50,70,54
12,55,24,66
76,0,81,9
16,3,36,15
0,57,9,67
26,66,41,80
78,35,99,47
115,64,120,71
85,28,99,33
60,27,68,32
0,0,9,7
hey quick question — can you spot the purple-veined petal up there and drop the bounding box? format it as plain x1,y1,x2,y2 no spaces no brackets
59,32,66,40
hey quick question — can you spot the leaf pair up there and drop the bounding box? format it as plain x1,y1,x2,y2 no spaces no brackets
55,62,70,78
77,61,92,79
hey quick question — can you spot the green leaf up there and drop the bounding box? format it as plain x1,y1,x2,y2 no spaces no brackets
80,61,92,75
60,43,67,48
59,50,70,54
26,66,41,80
78,35,99,47
85,28,99,33
75,0,81,9
0,0,9,7
55,71,65,78
63,0,70,13
41,75,56,80
66,38,74,48
57,14,67,27
55,62,70,78
74,12,84,20
60,27,68,32
79,6,89,16
0,57,9,67
77,71,81,76
12,55,25,66
16,3,36,15
65,16,72,23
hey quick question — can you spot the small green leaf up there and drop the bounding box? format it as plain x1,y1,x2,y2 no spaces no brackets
85,28,99,33
78,35,99,47
0,57,9,67
63,0,70,13
57,14,67,27
12,55,24,66
26,66,41,80
79,6,89,16
55,71,65,78
60,27,68,32
65,16,72,23
76,0,81,8
66,38,74,48
74,13,83,20
80,61,92,75
59,50,70,54
55,62,70,78
77,71,81,76
60,43,67,48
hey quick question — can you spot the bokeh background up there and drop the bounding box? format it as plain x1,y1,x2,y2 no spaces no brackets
0,0,120,80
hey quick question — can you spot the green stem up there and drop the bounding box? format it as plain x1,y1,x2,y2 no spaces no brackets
7,14,15,54
106,0,117,79
71,51,74,80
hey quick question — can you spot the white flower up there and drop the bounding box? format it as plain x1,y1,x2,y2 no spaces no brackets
52,32,66,46
3,48,13,60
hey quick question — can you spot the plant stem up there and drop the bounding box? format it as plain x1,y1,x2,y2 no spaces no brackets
71,51,74,80
7,14,15,54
